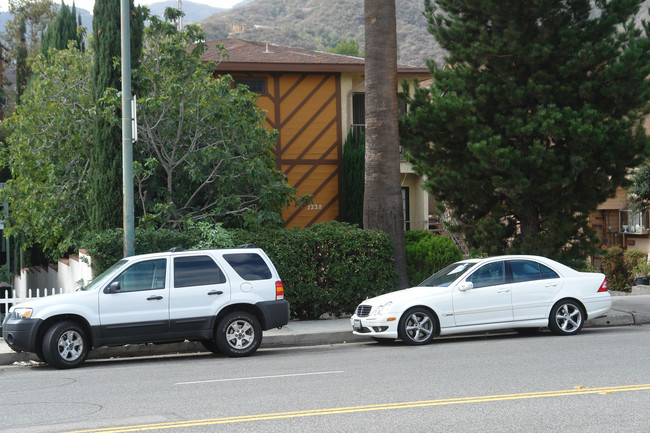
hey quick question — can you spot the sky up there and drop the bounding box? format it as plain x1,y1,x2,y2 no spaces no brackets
0,0,242,14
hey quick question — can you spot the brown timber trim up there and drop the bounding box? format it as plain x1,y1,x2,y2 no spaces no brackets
279,74,333,130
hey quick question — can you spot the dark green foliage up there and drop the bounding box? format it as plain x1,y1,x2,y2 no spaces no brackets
88,0,146,231
82,227,195,274
230,222,398,320
82,222,398,320
629,165,650,212
600,247,646,291
41,2,83,56
327,39,364,57
401,0,650,264
339,128,364,226
404,231,463,286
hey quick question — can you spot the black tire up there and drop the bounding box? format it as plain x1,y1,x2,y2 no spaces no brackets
200,339,221,354
216,311,262,357
549,300,585,336
398,308,437,345
41,321,89,369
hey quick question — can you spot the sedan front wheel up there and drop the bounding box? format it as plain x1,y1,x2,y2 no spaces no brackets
399,308,437,345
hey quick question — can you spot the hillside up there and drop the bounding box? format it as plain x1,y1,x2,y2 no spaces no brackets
147,1,222,25
200,0,445,67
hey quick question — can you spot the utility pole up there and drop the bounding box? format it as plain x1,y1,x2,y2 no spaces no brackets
121,0,135,257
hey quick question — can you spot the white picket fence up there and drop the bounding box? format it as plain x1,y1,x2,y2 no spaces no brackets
0,287,61,318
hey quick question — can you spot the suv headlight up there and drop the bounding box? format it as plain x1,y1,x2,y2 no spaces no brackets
372,301,392,316
14,308,33,319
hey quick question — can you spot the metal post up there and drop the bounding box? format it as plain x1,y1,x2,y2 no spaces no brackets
121,0,135,257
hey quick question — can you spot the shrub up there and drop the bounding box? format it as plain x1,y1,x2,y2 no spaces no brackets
231,222,397,319
601,247,646,292
405,231,463,286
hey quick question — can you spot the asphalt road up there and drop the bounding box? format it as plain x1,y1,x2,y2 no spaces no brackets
1,326,649,433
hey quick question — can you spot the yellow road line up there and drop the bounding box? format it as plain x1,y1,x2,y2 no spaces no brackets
64,384,650,433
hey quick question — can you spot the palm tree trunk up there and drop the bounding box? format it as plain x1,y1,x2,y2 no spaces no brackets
363,0,409,288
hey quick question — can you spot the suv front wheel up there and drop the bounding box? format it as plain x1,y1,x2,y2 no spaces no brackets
42,321,89,369
216,311,262,357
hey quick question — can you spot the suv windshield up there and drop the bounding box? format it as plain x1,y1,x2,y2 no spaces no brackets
419,262,476,287
81,259,128,291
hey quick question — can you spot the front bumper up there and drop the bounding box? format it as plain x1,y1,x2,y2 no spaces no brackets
350,315,399,339
2,314,42,353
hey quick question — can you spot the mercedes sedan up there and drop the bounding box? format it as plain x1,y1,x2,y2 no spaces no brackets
351,255,611,344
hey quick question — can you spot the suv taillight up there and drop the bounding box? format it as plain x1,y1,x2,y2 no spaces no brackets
276,281,284,300
597,278,608,292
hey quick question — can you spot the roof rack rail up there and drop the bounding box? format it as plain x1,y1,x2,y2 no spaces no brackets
167,247,185,252
236,243,256,248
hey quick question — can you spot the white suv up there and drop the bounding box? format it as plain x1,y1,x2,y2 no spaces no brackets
2,247,289,369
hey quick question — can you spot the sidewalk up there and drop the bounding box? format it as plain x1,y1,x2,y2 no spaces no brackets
2,294,650,366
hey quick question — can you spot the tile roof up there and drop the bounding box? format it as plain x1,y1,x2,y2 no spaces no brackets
203,38,429,76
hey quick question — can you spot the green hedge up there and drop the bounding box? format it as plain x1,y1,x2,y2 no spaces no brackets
405,230,463,286
231,222,397,319
82,222,397,320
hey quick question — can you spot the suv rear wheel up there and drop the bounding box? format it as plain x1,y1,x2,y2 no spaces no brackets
216,311,262,357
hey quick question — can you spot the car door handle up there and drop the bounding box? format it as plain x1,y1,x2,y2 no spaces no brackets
147,295,163,301
208,290,224,296
545,283,558,288
497,288,510,293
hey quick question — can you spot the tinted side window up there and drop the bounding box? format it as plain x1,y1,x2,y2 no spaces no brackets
174,256,226,287
115,259,167,292
467,261,505,288
511,260,542,283
540,264,559,279
223,253,272,280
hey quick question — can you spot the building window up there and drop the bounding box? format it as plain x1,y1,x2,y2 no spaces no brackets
234,78,266,94
352,92,365,138
619,208,649,235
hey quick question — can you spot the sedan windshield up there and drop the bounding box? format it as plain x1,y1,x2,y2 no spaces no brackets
419,262,476,287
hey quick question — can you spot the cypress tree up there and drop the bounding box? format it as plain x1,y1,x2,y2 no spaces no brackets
41,2,82,57
15,16,28,105
88,0,145,231
401,0,650,263
339,128,365,227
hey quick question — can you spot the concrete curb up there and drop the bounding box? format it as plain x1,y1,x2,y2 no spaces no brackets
2,295,649,366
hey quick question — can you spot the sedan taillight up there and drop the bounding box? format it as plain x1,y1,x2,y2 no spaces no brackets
276,281,284,300
597,278,608,292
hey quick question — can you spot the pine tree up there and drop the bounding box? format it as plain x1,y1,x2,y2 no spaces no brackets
400,0,650,264
88,0,145,231
339,128,365,227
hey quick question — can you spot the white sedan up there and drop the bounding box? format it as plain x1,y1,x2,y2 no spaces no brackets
351,255,611,344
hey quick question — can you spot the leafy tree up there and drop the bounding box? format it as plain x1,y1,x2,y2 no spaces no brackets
88,0,146,231
4,0,57,58
364,0,409,288
400,0,650,264
40,1,83,56
0,45,95,260
327,39,364,57
135,12,302,229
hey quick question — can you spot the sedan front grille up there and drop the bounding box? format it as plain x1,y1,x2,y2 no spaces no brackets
356,304,372,317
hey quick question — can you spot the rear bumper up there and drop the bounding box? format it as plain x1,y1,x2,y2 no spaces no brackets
256,300,290,330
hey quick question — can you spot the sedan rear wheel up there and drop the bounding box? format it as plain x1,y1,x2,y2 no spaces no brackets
399,308,436,345
549,300,584,335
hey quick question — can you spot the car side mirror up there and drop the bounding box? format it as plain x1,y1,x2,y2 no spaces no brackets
458,281,474,292
106,281,121,294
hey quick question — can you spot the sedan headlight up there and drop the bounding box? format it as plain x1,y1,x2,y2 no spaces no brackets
372,301,393,316
13,307,33,319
